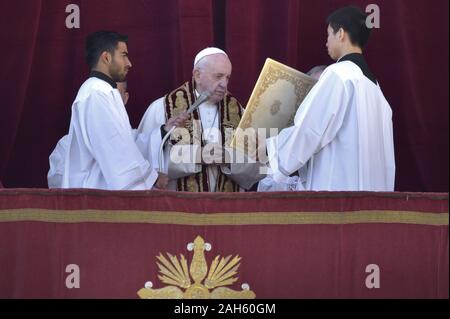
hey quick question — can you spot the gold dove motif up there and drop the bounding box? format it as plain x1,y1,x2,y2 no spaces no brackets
137,236,256,299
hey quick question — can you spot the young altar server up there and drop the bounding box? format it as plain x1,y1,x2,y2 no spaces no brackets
52,31,167,190
259,6,395,192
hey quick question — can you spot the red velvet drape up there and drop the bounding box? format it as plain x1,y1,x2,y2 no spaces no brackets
0,0,448,192
0,189,448,298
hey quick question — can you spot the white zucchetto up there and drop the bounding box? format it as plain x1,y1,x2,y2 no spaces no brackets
194,47,228,67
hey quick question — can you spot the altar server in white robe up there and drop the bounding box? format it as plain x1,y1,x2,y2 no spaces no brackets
48,81,132,189
138,48,265,192
53,31,167,190
259,6,395,192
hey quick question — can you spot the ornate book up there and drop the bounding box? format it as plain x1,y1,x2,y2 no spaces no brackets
231,58,317,156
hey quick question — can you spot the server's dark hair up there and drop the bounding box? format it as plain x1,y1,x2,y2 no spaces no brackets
326,6,371,49
85,31,128,69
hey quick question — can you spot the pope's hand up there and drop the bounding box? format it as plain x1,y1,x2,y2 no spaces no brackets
164,112,189,132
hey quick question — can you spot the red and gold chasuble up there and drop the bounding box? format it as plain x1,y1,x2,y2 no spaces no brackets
164,81,243,192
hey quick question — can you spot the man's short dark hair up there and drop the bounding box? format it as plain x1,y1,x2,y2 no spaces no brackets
85,31,128,69
326,6,371,49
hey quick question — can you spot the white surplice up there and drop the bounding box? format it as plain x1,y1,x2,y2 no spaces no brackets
55,77,158,190
260,60,395,191
48,134,69,188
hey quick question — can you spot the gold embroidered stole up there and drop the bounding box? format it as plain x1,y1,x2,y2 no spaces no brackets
164,81,243,192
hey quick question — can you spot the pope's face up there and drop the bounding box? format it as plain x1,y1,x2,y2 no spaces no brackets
194,54,232,104
109,42,132,82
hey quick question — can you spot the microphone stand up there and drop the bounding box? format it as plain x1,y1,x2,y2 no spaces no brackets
158,126,176,173
158,92,210,173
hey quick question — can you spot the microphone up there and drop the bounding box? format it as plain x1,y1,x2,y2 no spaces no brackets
158,91,211,173
187,91,211,114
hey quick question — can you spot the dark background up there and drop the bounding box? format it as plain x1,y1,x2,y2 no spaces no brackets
0,0,448,191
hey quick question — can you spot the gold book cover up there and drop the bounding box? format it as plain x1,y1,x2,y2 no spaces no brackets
231,58,317,154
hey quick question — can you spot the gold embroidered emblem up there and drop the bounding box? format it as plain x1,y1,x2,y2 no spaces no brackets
137,236,256,299
174,91,188,114
186,175,199,192
270,100,281,115
227,98,241,127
